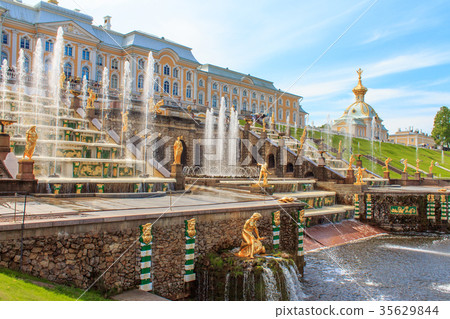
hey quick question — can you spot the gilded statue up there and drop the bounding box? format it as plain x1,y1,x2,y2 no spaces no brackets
186,218,196,238
59,72,66,88
86,88,97,109
384,157,392,172
142,223,153,245
278,197,295,203
236,213,266,259
354,167,366,185
257,162,271,186
403,159,408,173
354,194,359,202
299,209,305,224
367,194,372,202
416,159,421,173
149,98,164,114
122,111,129,132
173,136,183,165
273,211,281,227
298,128,307,153
429,161,434,174
262,120,266,132
23,126,38,159
348,155,355,170
338,140,342,153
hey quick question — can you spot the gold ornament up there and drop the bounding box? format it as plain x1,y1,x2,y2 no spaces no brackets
142,223,153,244
186,218,196,238
173,136,183,165
23,126,38,159
236,213,266,259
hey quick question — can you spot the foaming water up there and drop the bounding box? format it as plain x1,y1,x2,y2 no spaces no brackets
383,244,450,257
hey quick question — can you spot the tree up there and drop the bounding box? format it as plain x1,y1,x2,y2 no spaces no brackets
432,106,450,148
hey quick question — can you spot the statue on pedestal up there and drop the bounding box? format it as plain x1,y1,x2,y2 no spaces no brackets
348,154,355,170
338,140,342,154
236,213,266,259
257,162,270,186
429,161,434,174
173,136,183,165
23,126,38,159
416,159,421,173
354,167,366,185
86,88,97,109
403,159,408,172
384,157,392,172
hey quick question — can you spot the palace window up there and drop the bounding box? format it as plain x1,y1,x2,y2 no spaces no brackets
212,95,217,108
154,63,160,74
224,97,228,107
186,71,192,81
111,74,118,89
212,82,218,90
163,80,170,94
20,37,30,50
64,44,73,56
186,85,192,99
63,62,73,78
261,94,265,101
173,68,179,78
268,107,273,117
1,51,7,64
278,99,282,105
252,92,256,99
199,79,204,87
96,70,102,82
286,110,290,121
223,85,228,93
44,59,50,73
278,108,283,120
293,112,297,123
260,104,265,113
82,49,90,61
286,100,290,107
138,59,145,70
269,96,273,103
2,32,7,45
243,90,247,97
111,59,118,70
233,87,238,94
198,92,204,105
232,99,237,109
45,40,53,52
252,103,256,113
138,74,144,89
154,78,160,92
173,82,179,96
163,65,170,76
24,56,30,73
96,55,103,66
82,66,89,80
243,101,247,111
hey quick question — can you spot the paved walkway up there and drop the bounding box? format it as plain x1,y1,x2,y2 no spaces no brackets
112,289,169,301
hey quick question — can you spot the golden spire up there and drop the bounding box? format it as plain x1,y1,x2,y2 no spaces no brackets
352,68,367,101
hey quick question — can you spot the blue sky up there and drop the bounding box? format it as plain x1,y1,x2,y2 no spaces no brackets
28,0,450,133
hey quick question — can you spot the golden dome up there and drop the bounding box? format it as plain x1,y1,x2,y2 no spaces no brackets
352,68,367,99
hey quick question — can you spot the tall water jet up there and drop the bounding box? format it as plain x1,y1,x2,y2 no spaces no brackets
217,96,226,174
204,108,214,175
16,49,26,136
346,116,353,160
228,107,239,171
81,74,88,112
32,38,44,126
121,60,132,156
101,67,109,134
1,59,8,118
286,114,290,135
49,27,64,176
371,117,375,173
142,52,154,175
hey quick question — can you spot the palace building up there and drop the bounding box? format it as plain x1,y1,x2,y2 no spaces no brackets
0,0,307,126
332,69,388,141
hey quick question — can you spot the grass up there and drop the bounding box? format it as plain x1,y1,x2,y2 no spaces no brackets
0,268,110,301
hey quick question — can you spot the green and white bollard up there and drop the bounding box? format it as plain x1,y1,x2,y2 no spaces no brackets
139,223,153,291
147,184,154,193
297,210,305,257
184,218,196,283
354,194,360,219
427,194,436,220
272,211,281,250
366,194,372,219
440,195,448,221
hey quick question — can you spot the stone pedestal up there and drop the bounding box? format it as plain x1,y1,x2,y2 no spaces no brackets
244,122,251,131
426,173,433,179
336,152,342,160
383,171,390,180
415,172,421,180
345,169,355,184
16,159,36,181
171,163,185,191
401,172,408,180
260,131,267,139
318,156,326,167
0,133,11,161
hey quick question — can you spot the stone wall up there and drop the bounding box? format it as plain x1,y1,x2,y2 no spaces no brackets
0,202,303,300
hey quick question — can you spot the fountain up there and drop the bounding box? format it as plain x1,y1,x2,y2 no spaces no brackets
141,52,154,176
81,75,88,112
1,59,8,119
121,60,132,154
32,38,44,126
16,49,26,136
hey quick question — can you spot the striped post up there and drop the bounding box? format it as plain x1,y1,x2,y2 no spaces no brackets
162,183,169,192
427,194,435,220
53,184,62,195
139,223,153,291
354,194,360,219
366,194,372,220
134,183,140,193
184,218,196,283
297,210,305,257
272,211,280,250
147,184,154,193
440,195,448,221
96,184,105,193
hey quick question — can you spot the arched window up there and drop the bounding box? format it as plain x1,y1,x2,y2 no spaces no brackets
24,56,30,73
82,49,90,61
224,97,228,107
163,65,170,76
252,103,256,113
278,99,282,105
96,71,102,82
64,62,73,78
154,78,160,92
269,96,273,103
64,44,73,56
138,74,144,89
2,32,8,45
243,101,247,111
278,108,283,120
20,37,30,50
261,94,265,100
212,82,218,90
268,107,273,117
154,63,160,74
199,79,204,87
223,85,228,93
163,80,170,94
286,100,290,107
243,90,247,97
186,71,192,81
232,99,237,109
44,59,50,73
82,66,89,80
1,51,8,64
286,110,290,121
173,82,179,96
186,85,192,99
212,95,217,108
173,68,179,78
45,40,53,52
111,74,118,89
233,87,238,94
198,92,204,105
293,112,297,124
111,59,118,70
252,92,256,99
260,104,265,113
138,59,145,70
96,55,103,66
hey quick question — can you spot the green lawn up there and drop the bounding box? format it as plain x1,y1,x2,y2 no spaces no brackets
0,268,109,301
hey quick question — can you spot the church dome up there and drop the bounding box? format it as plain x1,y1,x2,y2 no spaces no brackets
343,68,378,119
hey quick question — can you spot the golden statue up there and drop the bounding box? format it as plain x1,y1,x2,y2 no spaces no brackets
299,209,305,224
271,114,275,126
262,120,266,132
59,72,66,88
384,157,392,172
338,140,342,153
429,161,434,174
122,111,129,132
354,167,366,185
273,211,281,227
23,126,38,159
236,213,266,259
403,159,408,173
416,158,421,173
348,155,355,170
149,98,164,115
186,218,196,238
354,194,359,202
278,197,295,203
367,194,372,202
173,136,183,165
142,223,153,244
86,88,97,109
257,162,271,186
